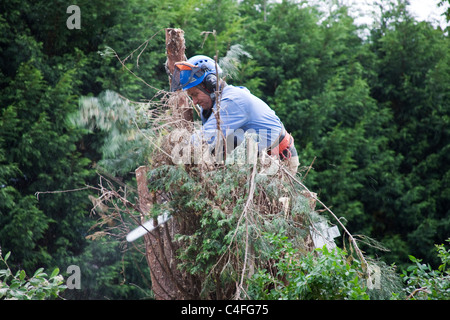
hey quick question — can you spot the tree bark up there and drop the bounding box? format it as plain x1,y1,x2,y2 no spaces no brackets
135,29,197,300
165,28,193,125
135,166,171,299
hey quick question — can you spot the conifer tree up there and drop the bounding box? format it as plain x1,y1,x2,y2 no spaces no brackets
368,1,450,266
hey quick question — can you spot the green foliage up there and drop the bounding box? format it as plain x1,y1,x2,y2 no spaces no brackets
400,239,450,300
0,60,94,271
72,90,156,175
0,250,66,300
235,0,450,269
0,0,156,298
367,1,450,266
1,0,449,299
61,238,153,300
145,158,317,299
248,233,370,300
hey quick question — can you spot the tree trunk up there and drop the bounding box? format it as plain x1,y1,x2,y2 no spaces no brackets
135,166,171,299
165,28,193,125
135,28,196,300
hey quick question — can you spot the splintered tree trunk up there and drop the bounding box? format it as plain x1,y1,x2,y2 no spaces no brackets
135,29,195,300
165,28,193,125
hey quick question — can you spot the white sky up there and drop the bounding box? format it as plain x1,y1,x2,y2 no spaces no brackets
344,0,449,29
409,0,448,25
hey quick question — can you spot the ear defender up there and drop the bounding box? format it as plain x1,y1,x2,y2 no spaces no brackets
204,74,217,93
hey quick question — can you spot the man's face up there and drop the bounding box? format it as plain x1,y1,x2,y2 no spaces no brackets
186,87,213,110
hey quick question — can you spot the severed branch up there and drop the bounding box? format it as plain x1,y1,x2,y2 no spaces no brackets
235,159,258,299
281,164,369,271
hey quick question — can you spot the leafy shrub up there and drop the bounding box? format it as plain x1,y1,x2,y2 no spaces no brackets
399,239,450,300
0,250,66,300
248,233,370,300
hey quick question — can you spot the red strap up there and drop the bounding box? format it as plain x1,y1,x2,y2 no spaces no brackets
269,133,294,158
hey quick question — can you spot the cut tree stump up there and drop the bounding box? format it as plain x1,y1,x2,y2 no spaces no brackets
165,28,193,125
135,28,196,300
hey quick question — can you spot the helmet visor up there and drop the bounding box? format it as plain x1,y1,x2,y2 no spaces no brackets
171,62,203,91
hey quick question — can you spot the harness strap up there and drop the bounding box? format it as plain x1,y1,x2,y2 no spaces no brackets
267,129,295,160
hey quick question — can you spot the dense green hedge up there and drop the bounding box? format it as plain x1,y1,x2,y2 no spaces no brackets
1,0,449,299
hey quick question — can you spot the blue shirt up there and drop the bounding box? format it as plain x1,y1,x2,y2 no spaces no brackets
197,85,283,151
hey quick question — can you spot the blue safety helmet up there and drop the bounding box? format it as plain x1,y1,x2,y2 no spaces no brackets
188,55,223,77
170,55,222,92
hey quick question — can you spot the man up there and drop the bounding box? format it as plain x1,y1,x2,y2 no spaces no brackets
171,55,299,174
